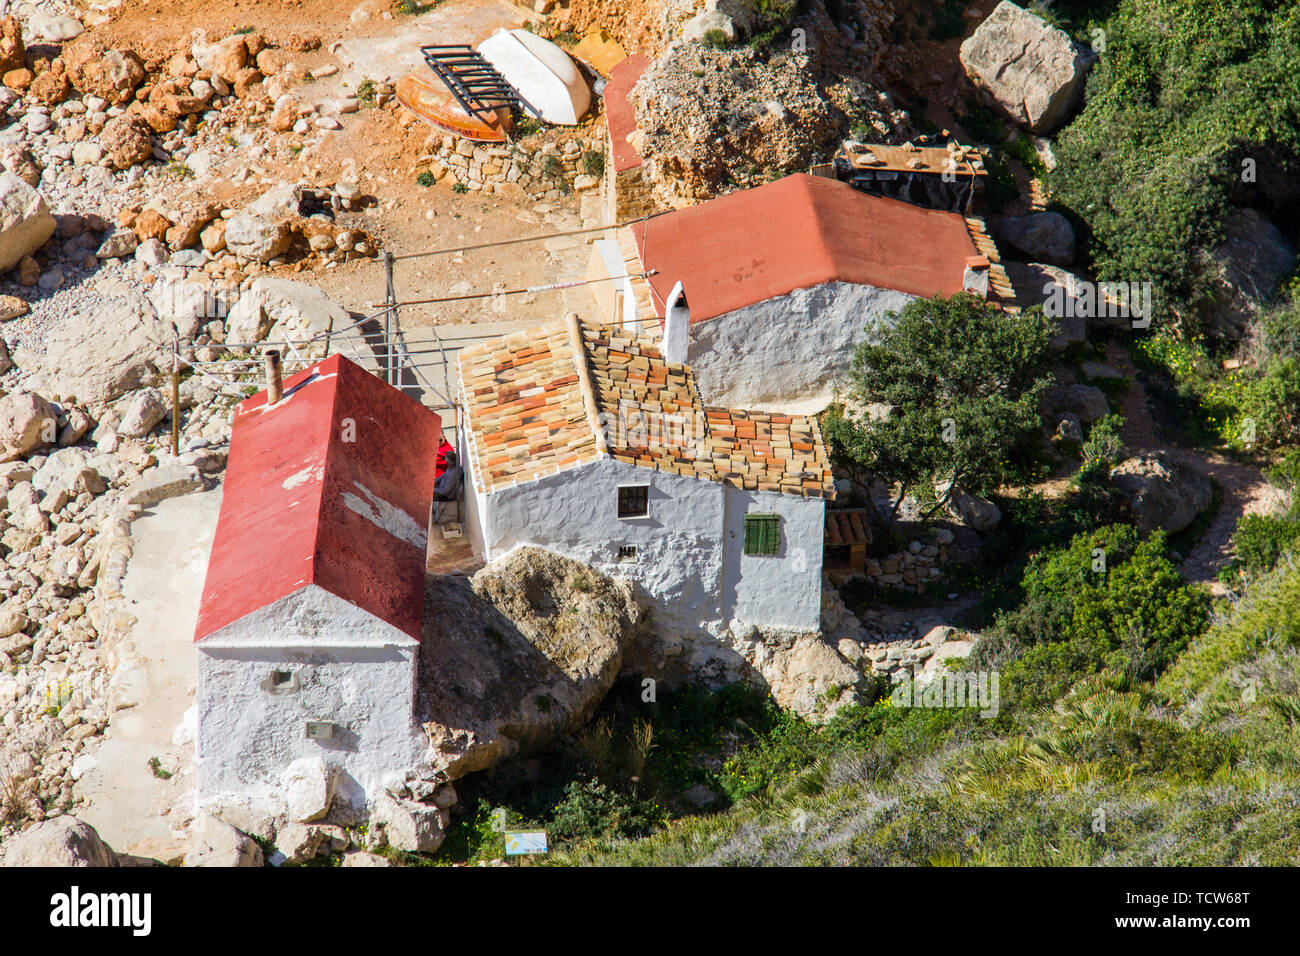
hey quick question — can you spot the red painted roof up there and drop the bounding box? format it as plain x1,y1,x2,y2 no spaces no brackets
604,54,650,173
194,354,442,643
632,174,980,323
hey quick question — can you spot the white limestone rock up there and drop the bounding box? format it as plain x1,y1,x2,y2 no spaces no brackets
0,172,56,274
280,756,336,823
960,1,1095,133
184,813,264,867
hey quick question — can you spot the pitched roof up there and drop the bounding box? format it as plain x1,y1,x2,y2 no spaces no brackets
459,316,835,498
194,354,442,644
631,173,982,322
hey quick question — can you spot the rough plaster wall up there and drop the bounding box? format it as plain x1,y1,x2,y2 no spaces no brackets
721,487,825,630
197,587,427,809
686,281,915,408
483,458,726,634
198,583,420,649
460,426,487,559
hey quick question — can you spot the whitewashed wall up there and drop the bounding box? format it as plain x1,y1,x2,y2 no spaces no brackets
685,281,915,409
480,457,727,634
475,457,825,634
721,486,825,630
197,585,427,811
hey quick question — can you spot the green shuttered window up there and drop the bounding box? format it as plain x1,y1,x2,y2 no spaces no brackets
743,514,780,556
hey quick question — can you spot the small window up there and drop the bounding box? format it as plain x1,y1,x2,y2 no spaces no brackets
271,670,293,687
617,545,638,563
617,484,649,519
743,514,781,556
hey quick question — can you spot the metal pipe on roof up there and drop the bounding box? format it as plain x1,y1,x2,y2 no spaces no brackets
265,350,283,405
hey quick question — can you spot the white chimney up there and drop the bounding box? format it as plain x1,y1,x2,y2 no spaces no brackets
663,280,689,365
962,255,990,299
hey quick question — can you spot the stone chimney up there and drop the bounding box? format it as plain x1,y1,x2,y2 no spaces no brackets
663,280,690,365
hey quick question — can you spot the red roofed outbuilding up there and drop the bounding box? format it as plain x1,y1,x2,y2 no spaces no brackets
195,354,443,820
605,173,1012,409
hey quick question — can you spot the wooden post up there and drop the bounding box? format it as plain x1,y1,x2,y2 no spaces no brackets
171,327,180,458
383,251,396,386
265,349,283,404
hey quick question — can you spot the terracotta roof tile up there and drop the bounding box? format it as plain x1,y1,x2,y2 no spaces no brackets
459,317,836,498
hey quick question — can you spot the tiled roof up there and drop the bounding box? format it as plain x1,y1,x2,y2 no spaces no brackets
631,174,982,323
457,321,601,490
459,317,835,498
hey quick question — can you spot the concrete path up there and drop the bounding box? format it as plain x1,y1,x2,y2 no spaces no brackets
75,486,224,860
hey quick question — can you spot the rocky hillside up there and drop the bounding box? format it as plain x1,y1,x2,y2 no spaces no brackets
623,0,910,206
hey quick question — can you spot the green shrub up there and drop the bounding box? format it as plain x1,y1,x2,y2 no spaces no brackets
549,778,658,844
1080,413,1126,474
824,294,1054,534
1049,0,1300,330
978,149,1019,211
701,27,732,49
975,525,1211,712
416,170,435,187
739,0,798,49
1231,515,1300,575
1239,357,1300,448
580,149,605,177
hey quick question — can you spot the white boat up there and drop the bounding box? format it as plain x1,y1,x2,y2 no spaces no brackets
477,28,591,126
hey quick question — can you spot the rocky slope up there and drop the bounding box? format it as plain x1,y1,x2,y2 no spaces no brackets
626,0,911,207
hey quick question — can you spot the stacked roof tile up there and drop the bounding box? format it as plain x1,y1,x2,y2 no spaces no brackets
460,317,835,498
964,216,1019,309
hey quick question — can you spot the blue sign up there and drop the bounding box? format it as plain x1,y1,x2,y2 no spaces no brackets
504,831,548,856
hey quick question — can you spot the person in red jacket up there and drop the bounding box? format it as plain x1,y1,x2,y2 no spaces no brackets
434,436,453,481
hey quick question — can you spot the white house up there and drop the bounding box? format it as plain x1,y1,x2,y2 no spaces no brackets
457,314,836,637
591,172,1018,410
193,354,443,817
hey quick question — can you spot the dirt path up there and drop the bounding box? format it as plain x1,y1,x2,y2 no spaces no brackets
1103,341,1279,590
74,487,224,861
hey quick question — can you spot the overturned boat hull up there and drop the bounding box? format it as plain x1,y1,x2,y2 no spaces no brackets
478,28,591,126
395,66,513,143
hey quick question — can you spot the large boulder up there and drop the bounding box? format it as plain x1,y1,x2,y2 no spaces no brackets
1042,383,1109,426
1,817,118,867
960,1,1095,133
418,547,641,781
222,182,301,264
43,294,170,404
369,790,448,854
0,390,57,461
192,33,250,85
998,211,1076,266
0,172,56,273
224,277,346,351
735,627,865,721
1199,208,1297,340
149,274,221,341
280,757,335,823
99,114,154,170
116,387,168,438
184,814,264,867
223,212,291,263
1110,453,1212,536
939,482,1003,532
63,40,146,105
1005,261,1090,345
